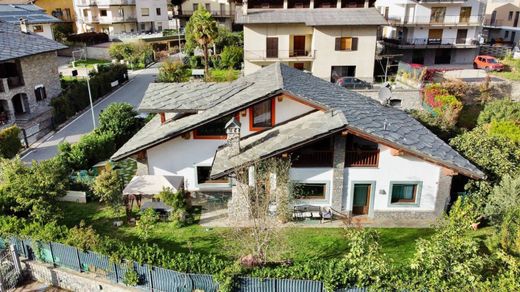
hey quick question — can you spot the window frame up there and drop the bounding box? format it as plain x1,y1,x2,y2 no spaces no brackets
388,181,423,207
293,182,328,200
141,8,150,17
156,7,161,15
249,98,275,131
334,37,358,51
193,114,238,140
100,9,108,17
32,25,43,32
195,165,230,186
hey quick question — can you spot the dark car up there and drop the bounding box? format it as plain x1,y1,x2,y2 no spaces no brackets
336,77,373,89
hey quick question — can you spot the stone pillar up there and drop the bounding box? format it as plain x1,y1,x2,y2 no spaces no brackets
227,178,251,222
310,0,314,9
331,135,346,211
434,169,453,216
336,0,342,9
7,98,16,122
242,0,248,15
364,0,369,8
283,0,288,9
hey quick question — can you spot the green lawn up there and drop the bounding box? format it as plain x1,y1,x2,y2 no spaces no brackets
58,202,433,266
70,58,110,69
208,69,241,82
493,57,520,81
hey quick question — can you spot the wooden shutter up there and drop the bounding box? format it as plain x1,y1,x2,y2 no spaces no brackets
335,37,341,50
351,37,358,51
266,37,278,58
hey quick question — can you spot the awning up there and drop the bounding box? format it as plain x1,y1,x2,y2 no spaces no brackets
123,175,184,197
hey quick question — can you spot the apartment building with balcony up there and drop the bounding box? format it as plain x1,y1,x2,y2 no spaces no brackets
173,0,237,30
237,0,385,83
376,0,486,65
0,21,66,130
484,1,520,44
74,0,168,34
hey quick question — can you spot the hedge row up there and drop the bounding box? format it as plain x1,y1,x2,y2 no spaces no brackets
51,64,128,124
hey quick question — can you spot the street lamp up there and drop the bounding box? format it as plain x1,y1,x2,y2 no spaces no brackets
72,63,96,129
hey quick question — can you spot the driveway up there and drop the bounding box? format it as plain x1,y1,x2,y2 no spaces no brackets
21,63,160,162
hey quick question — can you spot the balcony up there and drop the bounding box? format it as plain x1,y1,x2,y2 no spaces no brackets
484,19,507,27
419,0,468,3
175,10,234,17
245,50,316,62
76,0,135,6
291,151,333,167
82,15,99,23
345,150,379,167
383,37,478,49
388,15,483,26
99,15,137,23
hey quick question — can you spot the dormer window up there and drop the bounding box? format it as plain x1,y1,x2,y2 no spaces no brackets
250,99,274,130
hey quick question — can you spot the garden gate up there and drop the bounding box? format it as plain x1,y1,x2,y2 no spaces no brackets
0,248,21,292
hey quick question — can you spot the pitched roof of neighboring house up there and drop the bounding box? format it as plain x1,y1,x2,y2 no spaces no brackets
112,63,485,179
139,81,254,113
235,8,387,25
0,21,67,61
0,4,61,24
211,111,346,177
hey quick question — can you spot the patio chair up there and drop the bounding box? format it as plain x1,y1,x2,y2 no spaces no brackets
320,207,333,224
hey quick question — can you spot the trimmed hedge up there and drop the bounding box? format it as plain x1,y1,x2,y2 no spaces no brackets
0,126,22,158
51,64,128,124
67,32,109,45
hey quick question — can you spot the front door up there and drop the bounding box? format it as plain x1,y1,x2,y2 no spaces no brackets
266,37,278,58
352,184,371,215
293,35,306,56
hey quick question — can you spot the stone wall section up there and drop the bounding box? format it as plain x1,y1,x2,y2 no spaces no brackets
23,260,137,292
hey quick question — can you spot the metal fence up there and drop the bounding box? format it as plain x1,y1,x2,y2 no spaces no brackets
5,237,362,292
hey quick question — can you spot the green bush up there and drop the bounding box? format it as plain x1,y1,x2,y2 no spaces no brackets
109,42,153,69
478,100,520,125
98,102,144,148
220,46,243,69
57,131,116,170
488,120,520,143
0,126,22,158
156,60,190,82
92,169,123,211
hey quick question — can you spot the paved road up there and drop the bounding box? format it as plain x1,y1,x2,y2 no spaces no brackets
21,64,160,162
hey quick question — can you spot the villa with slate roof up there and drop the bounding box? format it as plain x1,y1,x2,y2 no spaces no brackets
112,63,484,226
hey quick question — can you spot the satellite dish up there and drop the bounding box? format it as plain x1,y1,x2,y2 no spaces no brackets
378,87,392,106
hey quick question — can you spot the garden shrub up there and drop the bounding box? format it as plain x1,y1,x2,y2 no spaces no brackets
485,174,520,224
488,120,520,143
136,208,158,240
57,131,116,170
109,42,153,69
97,102,144,148
0,126,22,158
220,46,243,69
67,32,109,45
478,100,520,125
497,208,520,256
92,169,123,211
123,266,140,286
156,60,190,82
64,221,101,251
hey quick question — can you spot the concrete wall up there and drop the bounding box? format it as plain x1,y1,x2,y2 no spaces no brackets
25,260,136,292
243,23,378,82
86,43,112,60
146,95,316,191
29,23,54,40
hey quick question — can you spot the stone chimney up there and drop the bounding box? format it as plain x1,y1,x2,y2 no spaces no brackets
19,18,28,34
225,117,241,156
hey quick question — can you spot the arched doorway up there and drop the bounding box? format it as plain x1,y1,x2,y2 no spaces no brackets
11,93,29,115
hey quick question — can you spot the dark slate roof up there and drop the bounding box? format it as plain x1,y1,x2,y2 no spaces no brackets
112,63,484,179
0,4,61,24
139,81,254,113
235,8,387,25
211,111,346,177
0,21,67,61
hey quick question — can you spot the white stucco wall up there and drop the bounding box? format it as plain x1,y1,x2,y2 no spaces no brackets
30,23,54,40
146,96,316,191
136,0,169,30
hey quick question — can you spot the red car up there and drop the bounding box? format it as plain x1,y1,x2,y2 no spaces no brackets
473,55,504,71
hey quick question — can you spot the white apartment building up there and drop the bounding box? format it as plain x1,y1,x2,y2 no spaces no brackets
74,0,169,34
237,0,386,83
375,0,486,65
172,0,237,30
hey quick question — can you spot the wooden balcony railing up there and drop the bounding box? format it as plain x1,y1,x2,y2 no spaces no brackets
345,150,379,167
292,151,333,167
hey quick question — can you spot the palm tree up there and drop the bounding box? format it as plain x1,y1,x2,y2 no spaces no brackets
186,5,218,77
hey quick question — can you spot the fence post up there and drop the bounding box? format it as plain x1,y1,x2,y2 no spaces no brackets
9,244,22,274
75,247,82,272
21,129,29,148
148,265,154,291
113,262,119,283
49,242,56,267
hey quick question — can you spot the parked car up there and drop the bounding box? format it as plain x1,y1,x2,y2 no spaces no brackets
473,55,504,71
336,77,373,89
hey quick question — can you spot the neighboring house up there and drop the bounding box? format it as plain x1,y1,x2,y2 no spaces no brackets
73,0,169,34
0,4,62,39
172,0,237,30
236,0,385,83
0,21,66,135
111,63,484,226
484,2,520,44
33,0,77,32
376,0,486,66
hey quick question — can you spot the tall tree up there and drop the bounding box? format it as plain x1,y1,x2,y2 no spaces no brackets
185,5,218,76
